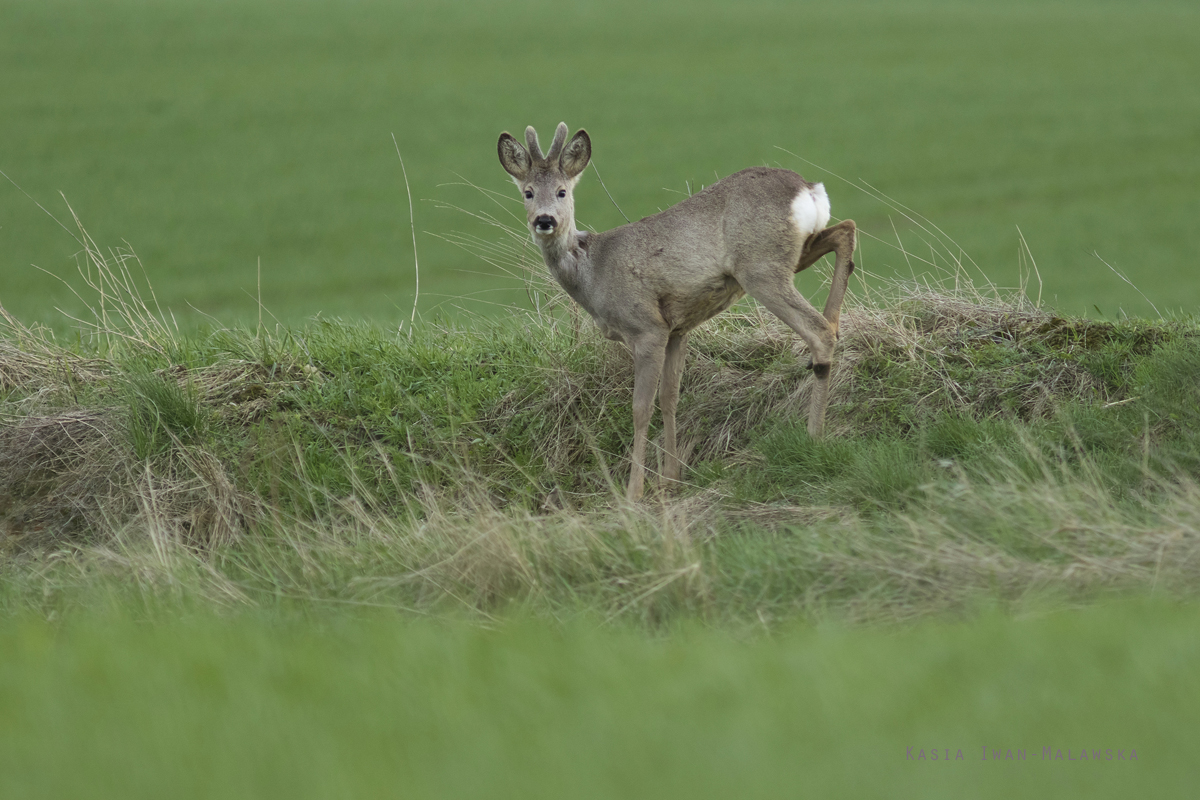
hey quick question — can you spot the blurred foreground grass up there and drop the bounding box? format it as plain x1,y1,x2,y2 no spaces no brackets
0,601,1190,799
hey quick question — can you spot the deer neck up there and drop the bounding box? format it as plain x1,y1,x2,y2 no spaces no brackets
535,224,590,293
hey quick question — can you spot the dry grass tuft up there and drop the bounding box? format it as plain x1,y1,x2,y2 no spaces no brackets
0,410,123,547
0,406,256,551
0,307,113,395
193,460,1200,625
860,470,1200,620
0,216,271,552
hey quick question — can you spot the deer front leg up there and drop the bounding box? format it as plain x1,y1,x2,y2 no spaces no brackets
628,333,667,501
660,332,689,484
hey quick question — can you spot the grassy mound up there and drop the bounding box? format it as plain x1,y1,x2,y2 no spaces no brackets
1,241,1198,624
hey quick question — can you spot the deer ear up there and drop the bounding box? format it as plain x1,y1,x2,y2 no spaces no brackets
498,132,531,181
560,129,591,179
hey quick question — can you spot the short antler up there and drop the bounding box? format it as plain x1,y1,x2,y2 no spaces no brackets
545,122,569,163
524,126,543,161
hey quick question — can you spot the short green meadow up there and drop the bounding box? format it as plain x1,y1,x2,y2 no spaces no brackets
2,0,1198,326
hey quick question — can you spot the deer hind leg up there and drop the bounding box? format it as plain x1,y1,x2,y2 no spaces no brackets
739,267,837,438
659,331,689,484
627,332,668,501
798,219,857,339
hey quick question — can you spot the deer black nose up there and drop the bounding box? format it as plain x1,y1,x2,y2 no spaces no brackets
534,215,557,231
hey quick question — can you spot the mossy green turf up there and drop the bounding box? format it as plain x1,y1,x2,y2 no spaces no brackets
2,0,1198,327
0,602,1191,799
157,316,1200,517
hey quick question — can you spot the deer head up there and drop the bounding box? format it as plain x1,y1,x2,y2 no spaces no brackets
498,122,591,242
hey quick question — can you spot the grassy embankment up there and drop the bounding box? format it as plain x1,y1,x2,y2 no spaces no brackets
3,210,1198,623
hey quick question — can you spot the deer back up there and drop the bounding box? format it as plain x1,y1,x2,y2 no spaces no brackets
581,167,826,337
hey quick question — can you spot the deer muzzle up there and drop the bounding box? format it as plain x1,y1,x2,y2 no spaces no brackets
534,215,557,234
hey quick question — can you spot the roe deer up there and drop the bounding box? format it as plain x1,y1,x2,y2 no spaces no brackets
498,122,857,500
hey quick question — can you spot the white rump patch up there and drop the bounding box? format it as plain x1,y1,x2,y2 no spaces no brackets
790,183,831,238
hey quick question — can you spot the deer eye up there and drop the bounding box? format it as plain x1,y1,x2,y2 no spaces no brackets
524,190,533,199
557,189,567,198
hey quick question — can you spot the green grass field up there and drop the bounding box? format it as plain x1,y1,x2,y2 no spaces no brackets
3,1,1200,796
2,0,1198,325
1,602,1193,799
